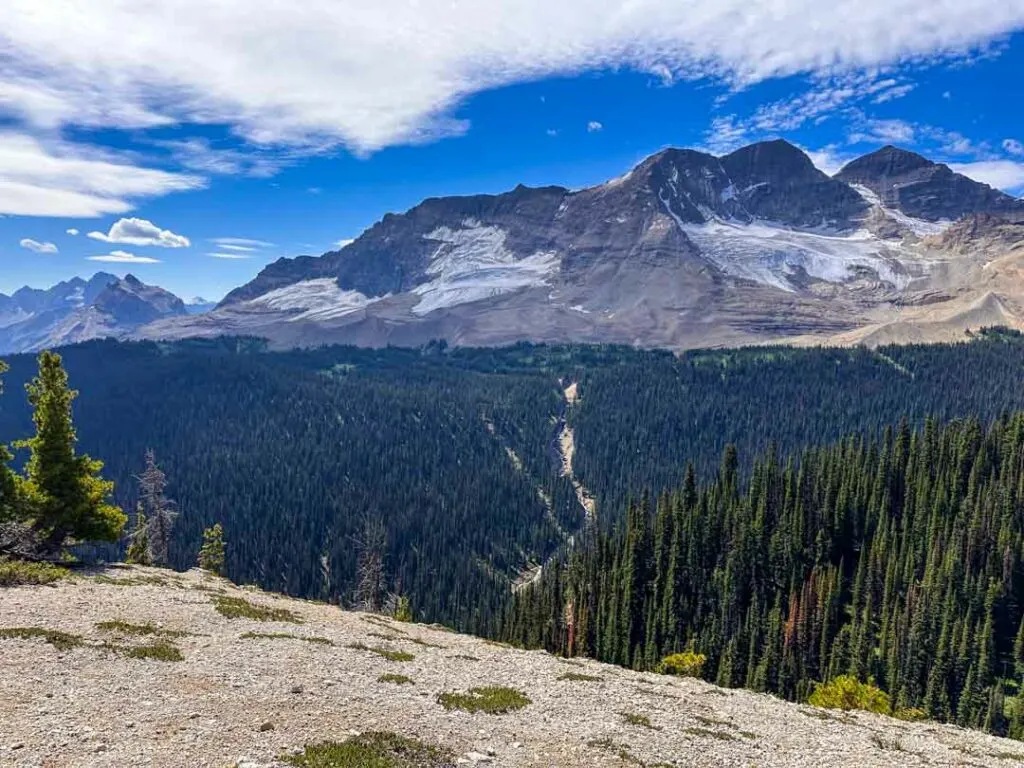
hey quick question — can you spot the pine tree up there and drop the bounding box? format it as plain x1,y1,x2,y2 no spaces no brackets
125,503,151,565
197,523,226,575
15,351,124,554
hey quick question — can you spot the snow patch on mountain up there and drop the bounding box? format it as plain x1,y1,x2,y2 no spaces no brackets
682,220,912,292
851,185,951,237
412,221,559,315
246,278,381,321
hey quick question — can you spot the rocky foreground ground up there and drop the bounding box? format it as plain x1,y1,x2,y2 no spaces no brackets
2,566,1024,767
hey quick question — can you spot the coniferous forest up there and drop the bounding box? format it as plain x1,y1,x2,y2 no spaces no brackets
503,414,1024,737
3,331,1024,662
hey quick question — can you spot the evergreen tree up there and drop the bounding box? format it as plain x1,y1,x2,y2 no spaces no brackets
15,351,124,554
197,523,226,575
125,502,151,566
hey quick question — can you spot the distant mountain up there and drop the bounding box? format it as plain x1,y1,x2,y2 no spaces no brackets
0,273,187,354
185,297,216,315
131,140,1022,349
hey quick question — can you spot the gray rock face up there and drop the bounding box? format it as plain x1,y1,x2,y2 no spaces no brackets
0,273,187,354
835,146,1024,221
139,140,1024,350
721,140,868,228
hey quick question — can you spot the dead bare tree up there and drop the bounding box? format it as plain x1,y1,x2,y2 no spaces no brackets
352,515,387,612
136,450,177,567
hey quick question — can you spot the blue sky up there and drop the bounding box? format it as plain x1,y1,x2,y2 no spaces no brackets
1,2,1023,300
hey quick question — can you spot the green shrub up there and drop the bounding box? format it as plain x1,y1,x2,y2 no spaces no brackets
807,675,890,715
658,650,707,678
213,595,300,623
284,732,453,767
0,559,69,587
436,686,530,714
394,596,413,623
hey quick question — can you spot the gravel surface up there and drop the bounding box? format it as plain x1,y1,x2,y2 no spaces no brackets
2,565,1023,767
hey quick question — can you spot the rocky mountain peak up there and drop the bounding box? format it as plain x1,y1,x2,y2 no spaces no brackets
720,139,868,229
836,146,1024,221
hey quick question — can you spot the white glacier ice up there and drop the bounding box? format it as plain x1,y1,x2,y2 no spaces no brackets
412,221,559,315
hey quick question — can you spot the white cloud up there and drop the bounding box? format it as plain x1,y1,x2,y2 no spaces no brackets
211,237,274,248
207,252,251,260
0,132,203,217
65,227,78,235
87,249,161,264
87,217,190,247
215,243,256,252
0,1,1021,153
334,238,355,249
701,115,750,155
587,120,603,132
1004,139,1024,156
848,118,916,145
151,137,287,177
803,146,851,176
545,129,558,137
950,160,1024,192
19,237,58,253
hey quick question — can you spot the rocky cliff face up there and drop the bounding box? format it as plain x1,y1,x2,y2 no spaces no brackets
139,140,1024,351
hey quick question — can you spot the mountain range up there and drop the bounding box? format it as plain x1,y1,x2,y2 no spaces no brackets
9,140,1024,353
0,273,187,354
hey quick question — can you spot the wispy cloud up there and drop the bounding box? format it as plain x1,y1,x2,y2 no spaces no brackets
19,237,58,253
211,237,274,248
587,120,603,133
87,249,160,264
0,1,1021,153
87,217,190,247
207,251,251,260
65,227,78,235
0,132,203,217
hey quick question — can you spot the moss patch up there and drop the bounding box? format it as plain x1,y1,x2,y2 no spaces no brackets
0,626,84,651
557,671,603,682
436,686,530,714
213,595,300,623
96,620,187,638
378,673,414,685
684,727,736,742
284,732,453,768
0,560,70,587
347,642,414,662
91,573,171,587
621,712,658,730
241,631,332,645
122,641,184,662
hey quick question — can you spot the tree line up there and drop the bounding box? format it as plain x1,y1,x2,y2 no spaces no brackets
502,413,1024,739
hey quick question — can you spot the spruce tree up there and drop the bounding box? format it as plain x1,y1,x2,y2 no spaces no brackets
197,523,226,575
125,503,151,566
15,351,124,554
